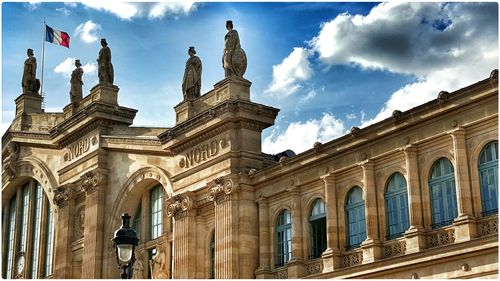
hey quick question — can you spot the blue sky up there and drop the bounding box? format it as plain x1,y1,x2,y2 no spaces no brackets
2,1,498,154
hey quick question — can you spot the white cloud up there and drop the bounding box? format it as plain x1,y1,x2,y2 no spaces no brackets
346,113,357,121
300,90,317,102
80,2,198,21
265,47,313,97
308,2,497,127
54,58,96,80
148,2,199,19
74,20,101,43
56,7,71,16
263,113,347,154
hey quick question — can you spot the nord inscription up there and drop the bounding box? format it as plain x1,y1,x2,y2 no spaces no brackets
178,139,228,169
64,136,98,162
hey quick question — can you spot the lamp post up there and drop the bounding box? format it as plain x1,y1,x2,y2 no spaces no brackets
112,213,139,279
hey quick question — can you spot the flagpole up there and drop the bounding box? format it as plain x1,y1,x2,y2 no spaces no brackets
40,17,46,110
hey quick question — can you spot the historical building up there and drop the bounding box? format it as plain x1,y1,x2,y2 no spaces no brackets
2,39,498,278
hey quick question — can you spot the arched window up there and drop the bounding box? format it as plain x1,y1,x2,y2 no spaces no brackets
2,179,54,279
150,184,164,240
479,141,498,216
309,199,326,259
275,209,291,267
345,187,366,249
209,231,215,279
385,173,410,239
429,158,458,228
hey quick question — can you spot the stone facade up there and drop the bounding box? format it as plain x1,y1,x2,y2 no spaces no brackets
1,68,498,279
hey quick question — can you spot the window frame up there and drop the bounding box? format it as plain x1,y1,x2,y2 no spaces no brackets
275,209,292,268
384,173,410,240
345,187,366,250
309,199,326,259
428,158,458,229
478,141,498,216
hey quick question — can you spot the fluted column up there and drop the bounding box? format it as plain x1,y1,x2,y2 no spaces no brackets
169,193,196,279
321,174,341,272
208,177,239,279
255,196,273,278
360,160,382,263
449,128,477,242
287,187,304,278
53,185,73,278
80,170,107,279
402,145,426,253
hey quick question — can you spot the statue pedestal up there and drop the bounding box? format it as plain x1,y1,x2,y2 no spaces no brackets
87,83,119,106
174,77,252,124
63,103,78,119
15,92,43,116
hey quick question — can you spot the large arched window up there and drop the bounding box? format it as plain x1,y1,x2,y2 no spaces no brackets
385,173,410,239
429,158,458,228
345,187,366,249
2,179,55,279
479,141,498,216
209,231,215,279
275,209,291,267
309,199,326,259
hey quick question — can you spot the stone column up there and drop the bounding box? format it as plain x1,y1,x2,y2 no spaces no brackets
208,177,240,279
238,184,258,279
449,128,477,242
169,193,196,279
360,160,382,263
52,185,73,278
80,170,107,279
321,174,341,272
287,187,304,278
402,145,426,253
255,196,273,278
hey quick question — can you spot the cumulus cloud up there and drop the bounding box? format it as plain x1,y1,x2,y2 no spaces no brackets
74,20,101,43
263,113,347,154
54,58,96,80
265,47,313,97
80,1,198,20
56,7,71,16
300,90,317,102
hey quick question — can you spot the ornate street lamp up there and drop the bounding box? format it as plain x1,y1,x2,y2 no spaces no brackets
113,213,139,279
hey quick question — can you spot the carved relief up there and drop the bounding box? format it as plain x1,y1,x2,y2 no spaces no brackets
2,142,20,179
80,170,107,194
63,135,99,163
427,228,455,248
305,259,324,276
342,250,363,267
383,240,406,258
73,206,85,240
478,217,498,237
53,185,72,208
207,177,234,204
177,138,228,169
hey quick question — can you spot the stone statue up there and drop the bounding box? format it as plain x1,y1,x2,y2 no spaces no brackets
22,48,40,93
97,38,114,84
70,59,84,104
132,250,146,279
182,46,202,101
149,246,168,279
222,20,247,78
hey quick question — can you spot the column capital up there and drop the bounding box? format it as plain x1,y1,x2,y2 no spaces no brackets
320,172,335,182
80,169,107,195
167,192,196,218
358,159,374,169
447,126,466,137
207,176,237,204
400,143,417,153
53,184,73,208
255,193,268,205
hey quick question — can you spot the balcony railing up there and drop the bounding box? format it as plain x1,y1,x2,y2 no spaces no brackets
305,258,323,276
427,226,455,248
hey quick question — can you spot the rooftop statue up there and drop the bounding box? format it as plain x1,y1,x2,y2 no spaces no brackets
70,59,84,104
22,48,40,93
182,46,202,101
223,20,247,78
97,38,114,84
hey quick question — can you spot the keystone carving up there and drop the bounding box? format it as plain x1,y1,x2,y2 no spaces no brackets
2,142,20,179
167,194,194,218
80,170,107,194
53,185,72,208
208,177,234,203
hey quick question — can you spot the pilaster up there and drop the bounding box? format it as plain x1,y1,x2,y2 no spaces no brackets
449,128,477,242
321,174,342,272
287,187,305,278
208,177,240,279
52,184,73,278
255,196,273,279
168,192,197,279
360,160,382,263
402,145,426,253
80,169,107,279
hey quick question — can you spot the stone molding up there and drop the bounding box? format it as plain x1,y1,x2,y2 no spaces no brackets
80,170,107,195
53,185,73,208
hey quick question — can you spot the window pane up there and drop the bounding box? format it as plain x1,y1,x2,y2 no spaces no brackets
5,196,17,279
19,183,30,252
150,185,164,240
479,141,499,215
31,183,43,278
44,207,55,276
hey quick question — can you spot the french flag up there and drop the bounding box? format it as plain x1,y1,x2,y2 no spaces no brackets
45,24,70,48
